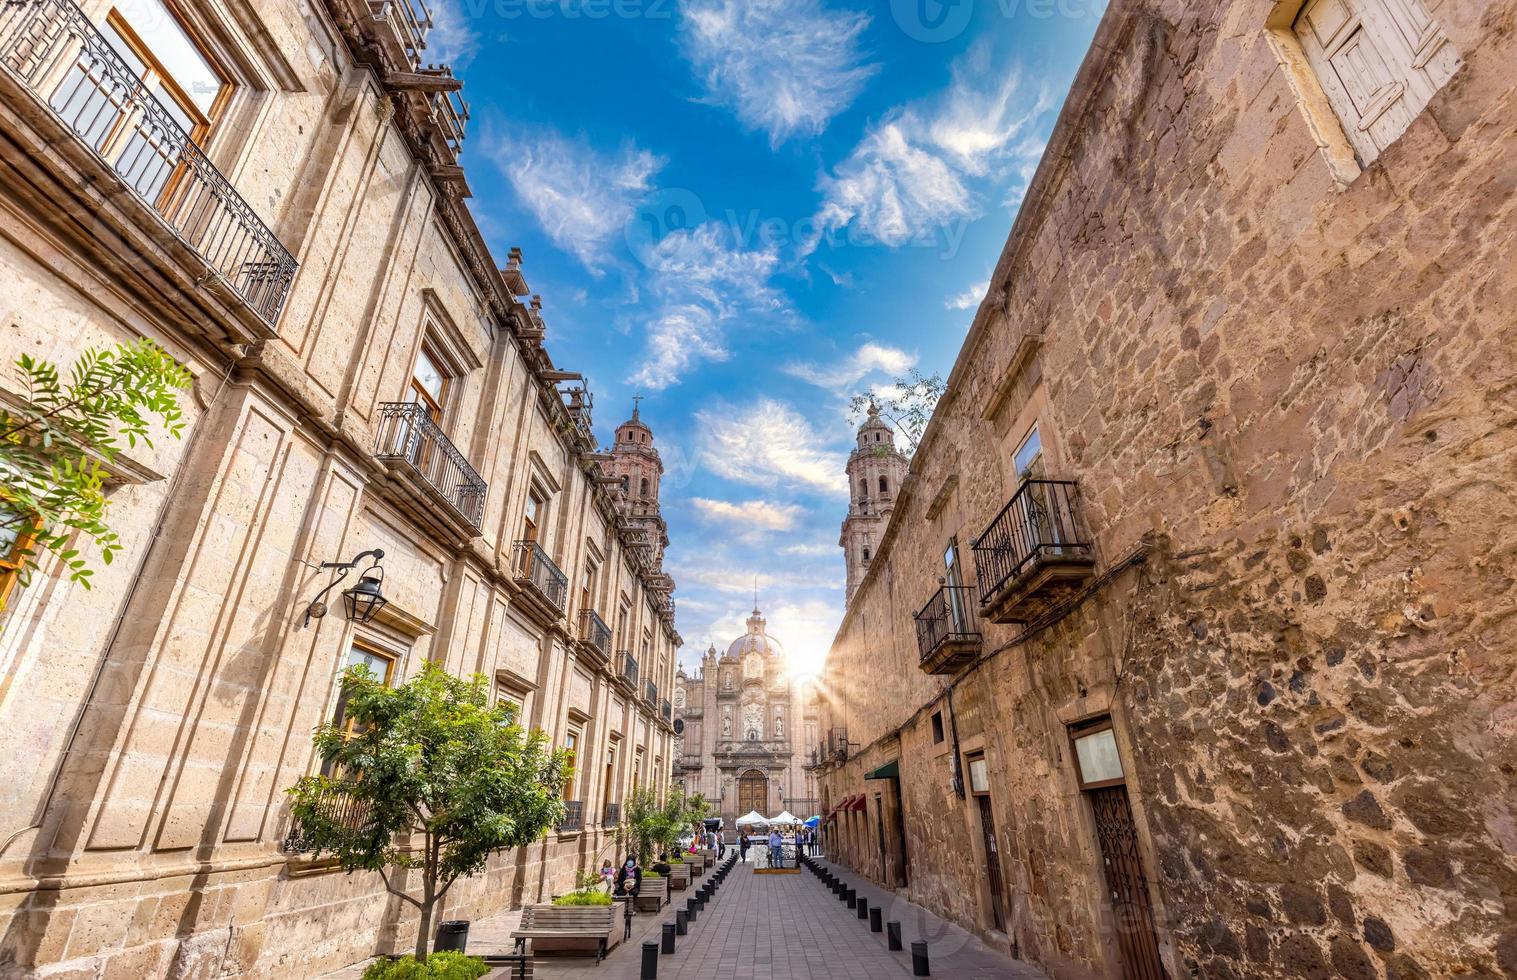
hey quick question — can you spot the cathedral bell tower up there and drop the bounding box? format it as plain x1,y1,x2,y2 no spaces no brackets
607,401,671,573
840,404,909,605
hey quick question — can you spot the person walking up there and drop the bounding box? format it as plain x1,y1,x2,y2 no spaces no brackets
740,832,750,864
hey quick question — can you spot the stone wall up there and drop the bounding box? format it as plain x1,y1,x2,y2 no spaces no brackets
818,1,1516,978
0,0,680,975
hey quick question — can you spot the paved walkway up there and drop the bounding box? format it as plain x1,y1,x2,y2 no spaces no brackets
322,857,1046,979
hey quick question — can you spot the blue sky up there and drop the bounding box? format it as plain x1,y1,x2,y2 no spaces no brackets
429,0,1101,673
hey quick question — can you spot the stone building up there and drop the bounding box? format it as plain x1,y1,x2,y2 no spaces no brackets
672,608,821,823
816,1,1515,980
840,404,910,605
0,0,679,976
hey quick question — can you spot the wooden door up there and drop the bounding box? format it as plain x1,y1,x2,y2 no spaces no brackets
738,770,767,815
976,795,1007,932
1090,786,1166,980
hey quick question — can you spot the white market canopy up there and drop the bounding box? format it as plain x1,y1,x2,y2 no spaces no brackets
735,810,769,826
768,810,802,825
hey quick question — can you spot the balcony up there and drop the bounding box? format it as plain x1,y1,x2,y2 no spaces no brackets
614,651,639,694
577,608,612,664
370,0,433,71
643,679,657,706
660,699,672,723
0,0,298,328
558,800,583,833
374,402,488,535
826,727,850,763
281,784,373,854
972,479,1095,624
914,585,982,674
602,802,620,828
513,540,568,620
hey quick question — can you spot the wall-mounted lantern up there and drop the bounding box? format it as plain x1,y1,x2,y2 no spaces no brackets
301,549,388,628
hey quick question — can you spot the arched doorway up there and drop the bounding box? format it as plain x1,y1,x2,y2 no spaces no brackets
737,769,767,815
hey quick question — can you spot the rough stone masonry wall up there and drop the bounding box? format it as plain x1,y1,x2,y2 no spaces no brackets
822,0,1516,978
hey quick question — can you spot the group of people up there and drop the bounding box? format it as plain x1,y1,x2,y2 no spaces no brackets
736,825,820,868
597,824,724,903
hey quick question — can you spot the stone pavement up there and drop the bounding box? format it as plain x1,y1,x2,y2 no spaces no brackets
321,857,1047,979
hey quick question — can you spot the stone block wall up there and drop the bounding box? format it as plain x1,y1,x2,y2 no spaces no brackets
819,1,1516,978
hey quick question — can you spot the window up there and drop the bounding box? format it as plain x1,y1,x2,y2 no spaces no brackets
967,753,990,795
1293,0,1460,166
931,711,945,744
582,560,598,613
564,729,580,800
324,641,396,775
862,546,871,563
859,479,868,499
879,476,889,493
0,508,38,613
495,682,526,723
1070,717,1125,789
605,744,618,804
409,344,449,422
1013,424,1043,481
639,477,649,497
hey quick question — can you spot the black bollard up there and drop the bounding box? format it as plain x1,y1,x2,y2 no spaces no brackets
870,907,883,933
857,897,869,920
676,910,689,935
911,941,930,977
845,889,857,910
662,923,676,954
641,940,660,978
686,897,698,922
887,921,903,951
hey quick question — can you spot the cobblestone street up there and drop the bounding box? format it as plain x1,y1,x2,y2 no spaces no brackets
405,859,1048,980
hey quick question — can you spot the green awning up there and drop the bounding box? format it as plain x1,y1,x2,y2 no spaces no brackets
863,760,899,780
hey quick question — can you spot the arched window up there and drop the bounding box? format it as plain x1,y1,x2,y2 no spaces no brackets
862,546,871,562
875,433,880,442
620,476,629,492
859,479,868,499
640,477,649,497
879,476,888,493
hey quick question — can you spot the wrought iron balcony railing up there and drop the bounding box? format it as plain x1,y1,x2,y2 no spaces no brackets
660,699,672,723
578,608,611,659
0,0,297,327
914,585,982,674
972,479,1095,620
558,800,583,832
602,802,620,828
826,727,849,762
374,402,488,528
513,540,568,614
616,650,639,688
281,784,374,854
643,679,657,705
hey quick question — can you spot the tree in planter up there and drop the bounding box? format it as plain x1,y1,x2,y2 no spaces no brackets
0,339,191,606
288,661,571,962
624,785,713,863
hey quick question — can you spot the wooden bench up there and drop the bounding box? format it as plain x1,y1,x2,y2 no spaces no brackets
480,952,534,979
635,875,668,913
697,848,714,869
668,862,692,890
512,904,621,963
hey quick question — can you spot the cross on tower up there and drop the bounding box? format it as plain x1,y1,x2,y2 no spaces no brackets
631,394,643,419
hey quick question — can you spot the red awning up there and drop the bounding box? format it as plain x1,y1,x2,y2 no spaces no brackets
846,795,867,812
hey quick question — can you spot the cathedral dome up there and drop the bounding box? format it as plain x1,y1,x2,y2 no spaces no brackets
724,607,785,660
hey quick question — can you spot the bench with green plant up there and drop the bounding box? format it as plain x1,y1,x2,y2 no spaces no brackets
361,950,491,980
635,870,667,912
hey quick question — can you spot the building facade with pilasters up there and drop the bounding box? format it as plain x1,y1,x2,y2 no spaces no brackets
0,0,678,975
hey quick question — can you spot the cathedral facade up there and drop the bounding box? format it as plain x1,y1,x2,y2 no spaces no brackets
672,608,821,824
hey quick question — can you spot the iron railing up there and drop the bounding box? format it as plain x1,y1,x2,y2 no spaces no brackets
617,650,639,687
914,585,981,661
972,480,1093,603
558,800,583,832
514,540,568,613
660,699,672,723
0,0,298,326
602,802,620,828
374,402,488,527
827,727,849,762
377,0,433,64
643,679,657,705
282,784,375,853
578,608,612,659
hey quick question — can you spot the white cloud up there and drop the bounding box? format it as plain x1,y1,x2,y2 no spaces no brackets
491,131,663,272
783,342,915,390
631,224,786,389
697,398,848,494
677,0,877,144
426,0,480,66
691,497,803,532
946,279,989,311
809,44,1049,251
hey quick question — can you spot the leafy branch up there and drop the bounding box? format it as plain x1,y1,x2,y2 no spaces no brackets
848,369,946,455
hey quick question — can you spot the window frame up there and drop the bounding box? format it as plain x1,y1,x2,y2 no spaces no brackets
103,3,231,145
0,510,39,614
1067,715,1126,791
407,341,451,424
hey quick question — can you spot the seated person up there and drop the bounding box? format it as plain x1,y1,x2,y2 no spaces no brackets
652,853,673,876
615,856,642,899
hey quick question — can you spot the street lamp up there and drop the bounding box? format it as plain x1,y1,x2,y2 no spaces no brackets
301,549,388,628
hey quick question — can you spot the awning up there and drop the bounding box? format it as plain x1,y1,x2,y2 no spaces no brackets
846,795,867,812
863,760,899,781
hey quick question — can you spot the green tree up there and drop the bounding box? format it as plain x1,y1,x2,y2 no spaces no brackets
849,369,946,455
288,661,570,962
0,339,191,602
624,785,712,863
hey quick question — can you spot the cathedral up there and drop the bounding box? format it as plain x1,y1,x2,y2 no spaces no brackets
672,607,821,824
840,404,910,604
